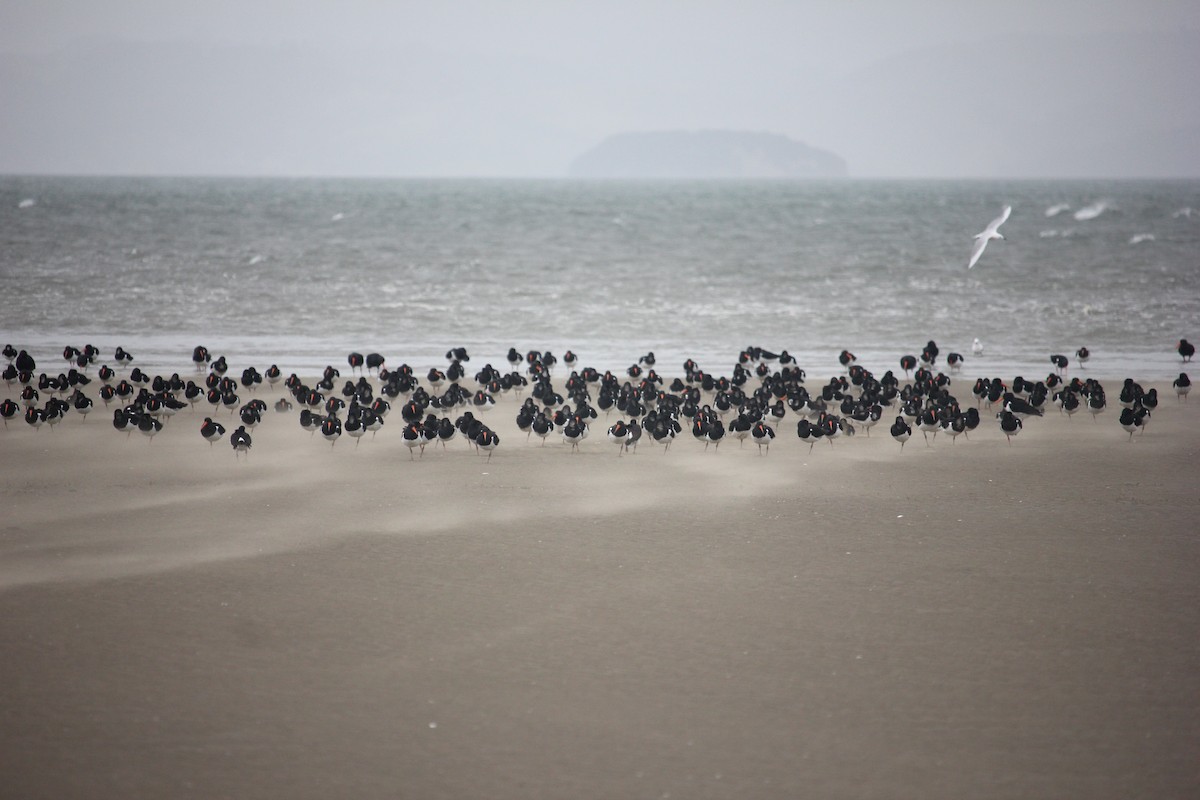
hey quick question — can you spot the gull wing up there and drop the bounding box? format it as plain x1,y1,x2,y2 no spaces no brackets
985,205,1012,235
967,236,989,269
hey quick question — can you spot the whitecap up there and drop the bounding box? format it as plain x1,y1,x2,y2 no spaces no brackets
17,198,35,208
1073,202,1107,221
1044,202,1070,217
1128,233,1155,245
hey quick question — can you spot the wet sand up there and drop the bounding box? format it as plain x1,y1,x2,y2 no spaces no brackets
1,377,1198,799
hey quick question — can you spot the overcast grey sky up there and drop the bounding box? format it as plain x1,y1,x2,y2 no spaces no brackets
2,0,1198,177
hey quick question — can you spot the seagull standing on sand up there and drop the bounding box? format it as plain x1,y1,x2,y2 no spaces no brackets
968,205,1012,269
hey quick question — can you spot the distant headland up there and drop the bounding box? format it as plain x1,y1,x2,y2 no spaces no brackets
568,130,848,179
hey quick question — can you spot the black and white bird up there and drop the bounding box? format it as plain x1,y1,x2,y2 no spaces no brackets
889,416,911,449
345,412,367,446
607,420,630,456
230,425,252,457
138,414,163,441
1003,393,1044,419
968,205,1011,269
201,417,226,445
1173,373,1191,401
474,427,499,460
1118,407,1143,440
14,350,36,373
1075,346,1090,367
320,415,342,445
796,419,822,452
0,397,18,426
997,410,1022,443
1178,339,1195,362
561,419,586,452
750,420,775,454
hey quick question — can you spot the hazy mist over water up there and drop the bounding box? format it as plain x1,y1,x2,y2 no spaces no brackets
2,177,1196,381
1,1,1198,178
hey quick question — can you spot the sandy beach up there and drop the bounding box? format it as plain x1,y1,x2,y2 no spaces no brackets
1,372,1198,799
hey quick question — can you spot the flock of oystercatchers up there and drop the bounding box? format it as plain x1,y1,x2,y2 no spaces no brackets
1,340,1193,458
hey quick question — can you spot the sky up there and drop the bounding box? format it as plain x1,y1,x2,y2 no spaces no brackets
2,0,1199,177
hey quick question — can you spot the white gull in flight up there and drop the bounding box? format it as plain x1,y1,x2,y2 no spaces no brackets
968,205,1011,269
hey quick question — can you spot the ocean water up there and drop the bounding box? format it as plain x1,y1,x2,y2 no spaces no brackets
1,176,1196,381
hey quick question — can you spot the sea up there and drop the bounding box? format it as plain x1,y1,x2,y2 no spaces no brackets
2,176,1197,382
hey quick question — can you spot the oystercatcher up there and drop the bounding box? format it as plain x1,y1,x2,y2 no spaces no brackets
1075,346,1090,367
1179,339,1195,362
1059,391,1081,418
201,417,226,446
531,412,554,445
72,391,93,419
796,419,821,452
1003,393,1043,419
396,422,420,460
918,407,941,444
704,419,726,450
997,410,1022,443
320,415,342,445
474,427,499,461
1173,373,1190,401
561,419,586,452
1117,407,1139,439
890,416,911,449
138,414,163,441
625,419,642,453
1118,379,1143,409
1050,354,1068,374
607,420,629,456
963,407,981,436
344,412,367,446
239,403,262,429
14,350,36,373
943,414,966,443
0,397,18,426
750,420,775,454
230,425,252,457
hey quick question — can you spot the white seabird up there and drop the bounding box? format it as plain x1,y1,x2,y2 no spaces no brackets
968,205,1011,269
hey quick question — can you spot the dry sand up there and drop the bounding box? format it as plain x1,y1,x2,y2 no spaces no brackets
1,375,1198,799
